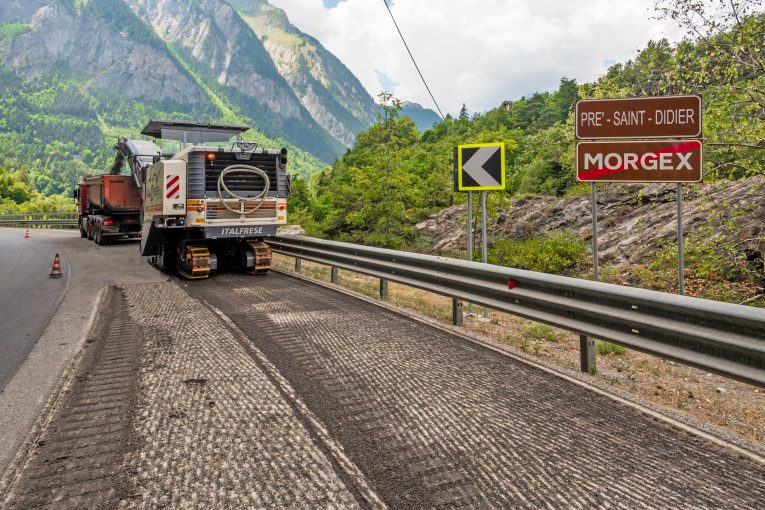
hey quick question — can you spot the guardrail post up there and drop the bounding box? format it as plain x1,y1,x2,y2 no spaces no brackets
295,257,302,272
452,299,464,326
580,335,596,373
379,278,389,299
330,266,339,284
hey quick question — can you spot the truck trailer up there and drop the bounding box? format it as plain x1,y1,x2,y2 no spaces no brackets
112,119,291,279
75,174,142,244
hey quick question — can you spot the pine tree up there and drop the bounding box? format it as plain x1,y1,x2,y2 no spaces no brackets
459,104,469,121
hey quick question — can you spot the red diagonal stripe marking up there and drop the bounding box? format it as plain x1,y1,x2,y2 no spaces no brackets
166,185,180,199
166,175,180,189
578,141,701,181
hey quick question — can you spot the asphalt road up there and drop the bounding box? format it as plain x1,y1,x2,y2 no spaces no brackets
0,228,164,483
0,229,69,391
191,273,765,509
5,271,763,508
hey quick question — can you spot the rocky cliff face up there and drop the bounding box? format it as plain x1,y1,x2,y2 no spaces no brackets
0,1,207,106
124,0,298,118
0,0,346,162
0,1,50,22
0,0,439,168
123,0,344,161
416,177,765,267
229,0,377,146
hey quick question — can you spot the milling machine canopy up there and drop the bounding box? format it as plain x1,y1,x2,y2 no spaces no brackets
141,119,250,145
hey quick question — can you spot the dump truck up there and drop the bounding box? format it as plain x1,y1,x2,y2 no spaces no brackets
75,174,142,245
108,119,290,279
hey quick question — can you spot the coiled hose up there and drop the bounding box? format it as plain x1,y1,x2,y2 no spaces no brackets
217,164,270,216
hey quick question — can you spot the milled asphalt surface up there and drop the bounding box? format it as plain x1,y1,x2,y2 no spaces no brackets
0,229,70,391
190,273,765,509
0,228,164,486
3,288,142,509
2,253,764,508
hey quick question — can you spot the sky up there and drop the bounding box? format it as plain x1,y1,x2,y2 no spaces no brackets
268,0,685,116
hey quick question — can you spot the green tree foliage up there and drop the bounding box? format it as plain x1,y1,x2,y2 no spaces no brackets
314,93,421,248
663,1,765,179
292,3,762,250
0,167,75,213
0,22,30,41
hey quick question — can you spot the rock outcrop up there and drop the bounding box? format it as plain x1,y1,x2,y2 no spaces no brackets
0,2,208,106
0,0,50,22
123,0,344,161
0,0,443,164
416,177,765,267
229,0,376,146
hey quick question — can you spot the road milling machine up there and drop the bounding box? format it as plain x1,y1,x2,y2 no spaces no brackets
113,120,290,279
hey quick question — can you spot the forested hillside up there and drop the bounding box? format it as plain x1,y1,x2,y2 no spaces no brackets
291,6,764,252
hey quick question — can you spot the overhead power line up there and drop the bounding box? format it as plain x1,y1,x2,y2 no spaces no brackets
381,0,445,120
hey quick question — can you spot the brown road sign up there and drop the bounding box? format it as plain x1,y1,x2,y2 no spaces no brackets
577,140,703,183
576,95,702,140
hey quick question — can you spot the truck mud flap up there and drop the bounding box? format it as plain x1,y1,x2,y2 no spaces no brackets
140,222,162,256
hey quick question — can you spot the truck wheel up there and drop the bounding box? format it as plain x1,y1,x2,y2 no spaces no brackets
80,225,87,238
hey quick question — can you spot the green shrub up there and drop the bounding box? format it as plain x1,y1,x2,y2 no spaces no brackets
636,219,763,302
596,342,627,355
488,230,587,275
0,23,30,41
525,323,558,342
563,182,591,198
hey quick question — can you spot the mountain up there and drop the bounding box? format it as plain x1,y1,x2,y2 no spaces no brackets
121,0,345,161
227,0,377,147
2,1,209,109
0,0,345,159
0,0,440,199
399,102,442,132
0,1,50,22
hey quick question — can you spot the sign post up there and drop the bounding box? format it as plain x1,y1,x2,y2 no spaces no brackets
481,190,489,318
591,182,599,281
677,184,685,295
576,96,703,296
575,94,703,372
467,191,473,313
454,143,506,319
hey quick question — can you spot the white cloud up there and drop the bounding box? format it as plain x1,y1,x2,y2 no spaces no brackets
269,0,682,115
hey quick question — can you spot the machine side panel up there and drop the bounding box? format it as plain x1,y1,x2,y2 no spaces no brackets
143,161,187,217
144,162,165,221
161,160,187,216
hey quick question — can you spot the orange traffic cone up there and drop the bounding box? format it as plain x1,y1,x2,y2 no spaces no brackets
49,253,63,278
24,229,30,239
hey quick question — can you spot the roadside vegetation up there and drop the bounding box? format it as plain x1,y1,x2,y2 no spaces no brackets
292,4,764,241
288,1,764,304
488,231,588,275
0,167,75,213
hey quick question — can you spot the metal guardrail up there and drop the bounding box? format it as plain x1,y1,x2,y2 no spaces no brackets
268,235,765,387
0,212,78,228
